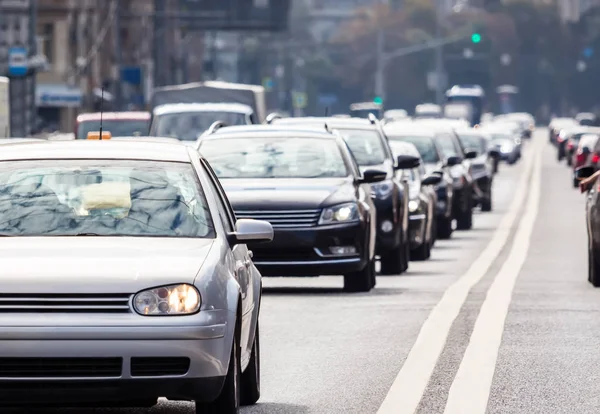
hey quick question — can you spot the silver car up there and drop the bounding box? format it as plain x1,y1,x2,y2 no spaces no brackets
0,139,273,413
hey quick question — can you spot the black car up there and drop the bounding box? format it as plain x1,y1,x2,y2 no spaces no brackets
198,126,389,292
383,122,476,233
388,140,442,259
455,129,499,211
271,116,412,275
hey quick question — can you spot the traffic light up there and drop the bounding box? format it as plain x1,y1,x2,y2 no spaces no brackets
471,33,482,44
373,96,383,105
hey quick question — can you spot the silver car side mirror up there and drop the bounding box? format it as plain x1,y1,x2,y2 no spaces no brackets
229,219,274,245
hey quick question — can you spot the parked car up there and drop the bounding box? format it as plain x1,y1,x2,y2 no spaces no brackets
0,139,273,412
387,140,441,259
270,116,412,275
549,117,578,146
199,125,391,291
455,129,499,211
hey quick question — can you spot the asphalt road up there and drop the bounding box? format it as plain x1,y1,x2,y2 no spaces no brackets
31,128,595,414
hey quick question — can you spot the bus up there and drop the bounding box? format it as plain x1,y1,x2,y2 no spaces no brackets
445,85,485,126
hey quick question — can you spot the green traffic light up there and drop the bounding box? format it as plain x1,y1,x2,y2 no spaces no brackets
374,96,383,105
471,33,482,43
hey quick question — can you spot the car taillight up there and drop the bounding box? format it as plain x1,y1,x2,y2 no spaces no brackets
593,153,600,164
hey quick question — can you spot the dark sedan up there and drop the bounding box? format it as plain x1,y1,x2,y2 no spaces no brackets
455,129,499,211
383,124,456,239
271,116,412,276
198,127,387,292
388,140,442,260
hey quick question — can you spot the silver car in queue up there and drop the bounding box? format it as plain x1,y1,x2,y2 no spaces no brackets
0,139,273,413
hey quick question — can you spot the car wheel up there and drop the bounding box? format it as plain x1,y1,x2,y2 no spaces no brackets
196,329,241,414
589,247,600,287
379,248,403,275
437,216,453,239
344,259,375,292
456,197,473,230
241,321,260,406
481,188,492,212
411,241,429,261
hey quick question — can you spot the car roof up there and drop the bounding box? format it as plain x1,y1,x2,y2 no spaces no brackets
272,117,376,130
580,134,599,146
0,140,193,162
201,128,339,142
153,102,253,116
111,136,183,144
384,123,442,137
76,112,151,122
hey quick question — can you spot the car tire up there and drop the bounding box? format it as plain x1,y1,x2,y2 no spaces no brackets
481,189,492,212
456,197,473,230
437,216,453,239
344,259,375,292
380,247,403,275
241,321,260,406
196,328,241,414
411,241,430,261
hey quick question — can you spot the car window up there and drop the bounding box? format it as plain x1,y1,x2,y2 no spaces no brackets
151,111,249,141
200,160,235,233
76,119,150,139
457,133,486,155
387,135,440,163
336,128,388,166
0,160,214,237
200,137,349,179
434,134,461,158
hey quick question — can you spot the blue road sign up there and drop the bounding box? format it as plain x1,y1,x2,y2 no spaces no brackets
584,47,594,59
8,47,28,76
318,93,338,107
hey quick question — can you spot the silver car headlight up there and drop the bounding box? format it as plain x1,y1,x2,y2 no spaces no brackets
408,200,420,213
133,284,201,316
319,202,359,225
371,180,394,199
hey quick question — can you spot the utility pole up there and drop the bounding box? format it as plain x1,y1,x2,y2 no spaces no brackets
374,0,387,105
113,0,122,110
434,0,445,105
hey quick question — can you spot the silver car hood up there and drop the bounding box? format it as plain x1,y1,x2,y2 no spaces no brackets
0,237,214,293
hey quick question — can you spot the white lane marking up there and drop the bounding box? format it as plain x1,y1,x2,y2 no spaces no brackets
443,145,543,414
377,135,544,414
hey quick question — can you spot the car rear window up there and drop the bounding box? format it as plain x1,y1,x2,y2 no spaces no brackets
77,119,150,139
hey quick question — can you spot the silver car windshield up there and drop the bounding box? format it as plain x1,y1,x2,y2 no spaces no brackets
0,160,215,237
457,134,486,154
200,137,349,179
152,112,248,141
388,135,440,163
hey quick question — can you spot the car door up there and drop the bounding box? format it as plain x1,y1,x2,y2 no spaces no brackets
200,159,255,351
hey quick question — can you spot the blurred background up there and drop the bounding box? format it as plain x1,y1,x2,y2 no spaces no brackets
1,0,599,135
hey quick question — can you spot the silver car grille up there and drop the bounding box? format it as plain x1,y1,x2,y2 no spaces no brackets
0,293,131,313
234,209,321,229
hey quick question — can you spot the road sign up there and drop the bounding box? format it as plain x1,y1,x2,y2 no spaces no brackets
8,47,28,76
292,91,307,109
318,94,337,107
584,47,594,59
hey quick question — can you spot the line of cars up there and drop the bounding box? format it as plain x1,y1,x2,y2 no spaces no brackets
552,114,600,288
2,107,528,412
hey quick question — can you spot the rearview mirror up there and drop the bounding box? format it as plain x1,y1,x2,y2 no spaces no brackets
228,219,274,245
445,155,462,167
396,155,420,170
465,150,478,159
575,166,595,180
359,169,387,184
421,174,442,186
488,148,500,159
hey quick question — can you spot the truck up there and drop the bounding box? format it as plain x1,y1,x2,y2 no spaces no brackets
0,77,9,138
150,81,266,123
